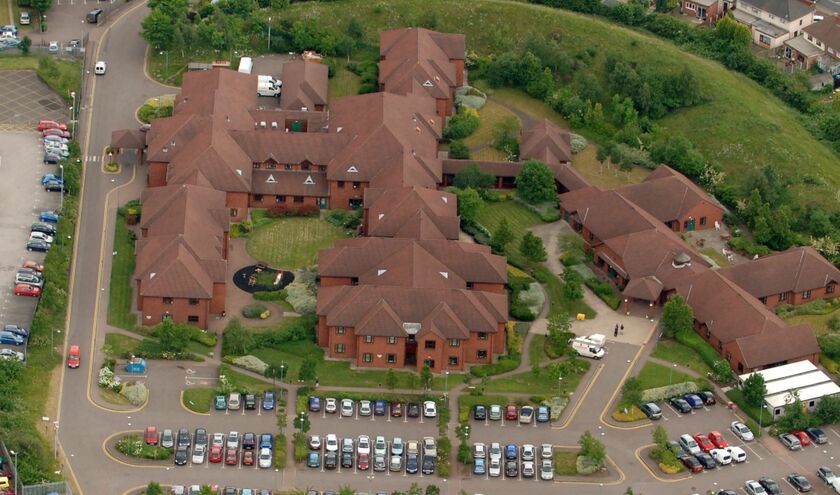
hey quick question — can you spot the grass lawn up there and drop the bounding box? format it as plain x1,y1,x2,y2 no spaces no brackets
246,216,350,269
250,340,466,390
0,56,37,70
99,387,131,406
572,146,649,189
541,267,595,319
274,0,840,215
457,394,512,423
636,361,699,390
474,199,542,267
103,333,143,360
107,213,137,331
148,49,218,86
182,387,216,414
553,451,579,476
329,62,362,97
462,99,521,151
787,309,840,336
0,0,10,25
483,360,589,395
651,339,713,377
529,335,547,366
726,388,771,426
699,247,731,268
219,364,276,394
0,56,81,105
471,147,509,161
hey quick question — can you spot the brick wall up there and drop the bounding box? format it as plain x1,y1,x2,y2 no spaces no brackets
139,296,210,329
227,192,249,222
148,162,168,187
329,181,367,210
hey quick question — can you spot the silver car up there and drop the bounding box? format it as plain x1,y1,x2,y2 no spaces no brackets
161,429,175,449
191,444,205,464
340,398,354,417
389,454,402,472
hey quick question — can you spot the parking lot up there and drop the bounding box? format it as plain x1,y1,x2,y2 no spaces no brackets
0,132,62,361
0,73,68,130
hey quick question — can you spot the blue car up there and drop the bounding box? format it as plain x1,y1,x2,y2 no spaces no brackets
40,174,63,185
307,451,321,468
259,433,273,450
39,211,59,223
473,457,486,475
374,399,387,416
683,394,704,409
0,331,25,346
536,405,550,422
504,444,518,460
308,396,321,412
262,391,275,410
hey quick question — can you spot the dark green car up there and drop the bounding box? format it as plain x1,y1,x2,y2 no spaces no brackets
214,395,226,410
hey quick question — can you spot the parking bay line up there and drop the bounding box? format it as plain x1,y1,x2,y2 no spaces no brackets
741,442,763,461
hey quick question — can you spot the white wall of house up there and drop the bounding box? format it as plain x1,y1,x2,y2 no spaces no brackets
740,0,815,47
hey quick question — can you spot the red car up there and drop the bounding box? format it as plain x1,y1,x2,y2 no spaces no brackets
358,453,370,471
505,405,518,421
14,284,41,297
209,446,223,463
42,128,71,138
680,455,703,473
391,403,403,418
66,345,80,368
693,434,714,453
791,431,812,446
144,426,158,445
242,450,255,466
23,260,44,272
37,120,67,131
708,431,728,449
225,447,238,465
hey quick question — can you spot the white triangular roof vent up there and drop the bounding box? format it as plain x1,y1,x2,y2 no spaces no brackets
337,127,343,133
149,272,156,279
441,196,448,204
423,80,433,87
378,213,385,220
403,322,421,335
347,165,358,173
236,169,243,175
377,269,387,276
304,175,315,185
439,271,449,279
265,174,277,183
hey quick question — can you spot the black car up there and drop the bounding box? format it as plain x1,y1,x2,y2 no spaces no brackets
698,391,716,405
406,453,419,474
505,460,518,477
474,405,487,421
670,397,692,414
242,432,256,450
26,239,49,252
194,428,207,449
324,451,337,470
806,427,828,445
86,8,103,23
695,452,716,470
787,473,813,492
31,223,56,236
245,394,257,410
177,428,190,448
717,491,738,495
45,181,65,192
43,153,60,164
222,488,237,495
421,455,435,475
341,452,353,469
174,446,189,465
759,477,783,495
407,402,420,418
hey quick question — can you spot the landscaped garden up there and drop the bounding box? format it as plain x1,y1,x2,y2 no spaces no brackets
108,207,138,331
245,214,351,269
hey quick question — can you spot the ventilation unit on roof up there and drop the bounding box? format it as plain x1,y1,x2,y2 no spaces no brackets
301,107,308,112
337,127,343,133
439,271,449,279
434,76,440,82
304,175,315,185
429,119,435,126
403,322,421,335
226,116,230,123
415,127,421,133
347,166,358,173
149,272,156,279
171,141,176,147
672,252,692,269
266,174,277,183
441,196,448,204
423,80,433,87
162,147,168,153
271,121,278,128
260,121,267,128
378,213,385,220
254,122,259,128
236,169,243,176
377,269,387,276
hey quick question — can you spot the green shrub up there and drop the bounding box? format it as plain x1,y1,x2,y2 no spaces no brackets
325,209,362,229
293,432,308,463
729,236,771,257
437,437,452,477
584,278,621,309
442,107,480,141
242,303,268,319
448,140,470,159
470,354,521,377
116,435,173,460
457,441,472,465
821,354,840,374
253,289,288,301
575,455,601,475
510,301,536,321
640,381,699,402
675,329,722,371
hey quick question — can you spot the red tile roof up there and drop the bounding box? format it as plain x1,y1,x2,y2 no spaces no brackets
379,28,465,100
519,119,573,165
718,247,840,299
616,166,723,224
279,61,329,111
364,187,459,240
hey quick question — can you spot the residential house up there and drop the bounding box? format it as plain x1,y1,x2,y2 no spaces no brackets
733,0,816,48
718,246,840,308
788,16,840,70
681,0,725,24
279,61,329,111
363,187,460,240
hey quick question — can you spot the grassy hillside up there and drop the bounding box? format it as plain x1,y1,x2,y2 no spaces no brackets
276,0,840,211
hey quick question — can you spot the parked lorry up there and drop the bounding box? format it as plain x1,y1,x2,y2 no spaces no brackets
238,56,253,74
569,334,606,359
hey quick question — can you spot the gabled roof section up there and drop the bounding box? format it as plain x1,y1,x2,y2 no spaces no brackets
140,183,228,239
365,186,459,240
229,129,352,165
166,126,253,192
616,166,723,224
736,323,820,369
559,187,665,242
718,246,840,298
421,302,470,339
251,170,329,197
520,119,573,165
803,16,840,52
135,237,215,298
379,28,465,100
279,61,329,111
740,0,814,21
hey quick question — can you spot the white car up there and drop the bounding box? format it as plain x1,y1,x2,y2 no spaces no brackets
391,437,404,456
340,398,354,417
519,405,534,424
725,445,746,463
48,41,58,53
473,442,486,459
423,400,437,418
710,448,731,465
488,458,501,477
423,437,436,457
731,421,755,442
745,480,767,495
211,433,224,448
521,444,536,462
258,447,272,468
19,11,30,25
359,400,372,416
308,435,321,450
374,436,387,457
0,349,24,361
29,232,54,244
94,61,106,75
226,431,239,449
540,443,553,459
357,435,371,455
325,433,338,452
540,459,554,480
522,460,536,478
191,444,205,464
489,442,502,462
325,397,337,413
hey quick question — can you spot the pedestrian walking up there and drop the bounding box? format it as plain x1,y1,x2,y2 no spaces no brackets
614,326,618,337
620,324,624,334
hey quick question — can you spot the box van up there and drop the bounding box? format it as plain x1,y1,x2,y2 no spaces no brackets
94,61,106,75
258,80,280,97
86,9,103,24
832,478,840,494
238,56,253,74
67,345,80,368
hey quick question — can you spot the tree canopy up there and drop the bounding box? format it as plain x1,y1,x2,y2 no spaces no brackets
516,160,556,203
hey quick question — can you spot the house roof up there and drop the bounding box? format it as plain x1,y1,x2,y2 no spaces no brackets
735,323,820,369
622,276,664,301
519,119,573,165
616,166,723,224
718,246,840,298
229,129,352,165
318,237,507,287
732,9,789,37
379,28,465,100
803,17,840,52
279,61,329,111
785,34,824,56
559,187,674,242
364,186,460,240
738,0,814,22
251,170,330,197
111,129,146,149
140,183,228,238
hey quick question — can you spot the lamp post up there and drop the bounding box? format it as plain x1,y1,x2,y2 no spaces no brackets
557,374,563,398
267,17,272,50
159,50,168,76
669,363,677,386
70,91,76,138
9,450,17,495
444,370,449,398
53,421,59,458
59,164,64,209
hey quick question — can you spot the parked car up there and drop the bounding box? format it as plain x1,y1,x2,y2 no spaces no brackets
309,435,321,451
521,444,536,462
325,434,338,452
191,445,206,464
670,397,692,414
359,400,372,416
504,444,517,460
39,211,59,223
519,405,535,424
698,391,716,405
340,398,354,417
374,400,387,416
540,459,554,480
745,480,767,495
226,431,239,449
228,393,241,410
536,405,551,422
695,452,716,470
421,455,435,475
242,432,256,450
473,457,486,475
341,452,353,469
489,442,502,462
37,120,67,131
684,394,704,409
43,134,69,144
29,232,53,244
505,404,518,421
43,153,60,165
693,434,714,453
14,284,41,297
792,431,812,447
806,427,827,445
731,421,754,442
31,223,56,237
488,458,501,477
779,433,802,450
23,260,44,272
473,442,486,460
358,435,371,455
640,402,662,420
160,429,174,449
259,433,273,450
144,426,159,445
45,181,66,192
759,477,783,495
211,433,225,448
390,402,402,417
225,447,238,465
818,466,836,484
307,451,321,468
505,459,518,477
244,394,256,410
15,272,43,288
724,445,746,463
522,460,535,478
42,128,70,138
0,349,25,362
710,448,732,465
489,404,502,421
787,473,812,492
374,436,387,457
309,396,321,412
214,395,226,410
473,405,487,421
258,447,272,468
540,444,553,459
4,325,29,339
19,11,30,25
324,452,337,470
177,428,191,448
174,446,189,466
423,400,437,418
708,431,728,449
391,437,404,457
325,397,337,413
40,175,63,186
389,454,402,472
678,434,701,455
680,455,703,473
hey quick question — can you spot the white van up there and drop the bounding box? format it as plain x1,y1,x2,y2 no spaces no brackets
257,81,280,97
94,61,106,75
238,56,253,74
569,335,605,359
832,478,840,494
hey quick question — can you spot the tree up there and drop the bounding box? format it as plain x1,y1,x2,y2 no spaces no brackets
742,373,767,408
298,355,317,382
425,486,441,495
815,395,840,424
713,360,735,384
420,364,433,390
19,36,31,55
490,218,514,254
346,18,364,41
145,482,163,495
652,425,668,447
622,376,642,406
222,318,254,355
661,295,694,338
199,486,215,495
338,485,355,495
455,187,483,224
406,372,419,390
453,164,494,190
778,396,811,432
385,368,398,390
563,268,584,301
578,431,606,468
547,313,572,356
155,320,189,353
407,483,423,495
516,160,556,203
448,140,470,160
141,9,176,50
31,0,52,16
519,231,547,263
